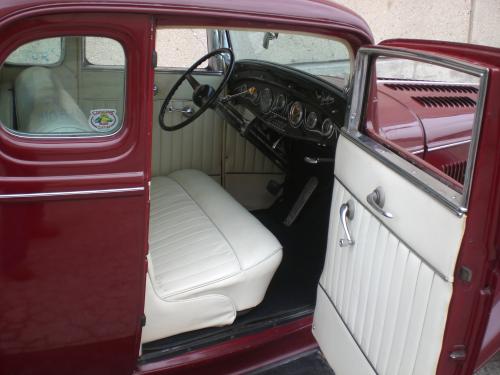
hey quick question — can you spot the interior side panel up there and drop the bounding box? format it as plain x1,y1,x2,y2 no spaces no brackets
151,72,223,179
224,125,284,209
151,100,222,177
314,134,464,375
224,125,283,174
150,71,283,209
78,69,124,121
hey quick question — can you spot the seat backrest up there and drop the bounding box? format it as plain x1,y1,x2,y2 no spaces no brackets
0,83,14,129
15,66,93,134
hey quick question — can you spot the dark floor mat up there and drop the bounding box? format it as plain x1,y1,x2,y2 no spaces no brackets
253,188,331,313
250,350,334,375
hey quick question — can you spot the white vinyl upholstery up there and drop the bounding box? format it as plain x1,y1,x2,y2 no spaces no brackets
314,134,464,375
15,66,92,134
142,169,282,343
0,83,14,129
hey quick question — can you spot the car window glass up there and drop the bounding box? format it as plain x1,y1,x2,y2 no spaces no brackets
0,36,126,136
229,30,351,88
85,37,125,66
155,28,209,69
363,56,481,190
5,37,62,66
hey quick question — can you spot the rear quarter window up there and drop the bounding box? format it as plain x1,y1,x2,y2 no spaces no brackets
5,37,63,66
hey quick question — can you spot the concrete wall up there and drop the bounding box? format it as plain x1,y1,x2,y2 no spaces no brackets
334,0,500,48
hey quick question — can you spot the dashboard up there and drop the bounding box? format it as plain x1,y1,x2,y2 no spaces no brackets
227,60,347,145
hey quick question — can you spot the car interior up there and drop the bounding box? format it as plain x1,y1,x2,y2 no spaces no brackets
0,26,481,371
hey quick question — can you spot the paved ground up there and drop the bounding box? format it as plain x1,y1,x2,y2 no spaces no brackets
476,352,500,375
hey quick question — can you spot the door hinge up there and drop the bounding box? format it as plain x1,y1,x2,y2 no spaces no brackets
152,50,157,69
141,314,146,327
449,345,467,361
458,266,473,283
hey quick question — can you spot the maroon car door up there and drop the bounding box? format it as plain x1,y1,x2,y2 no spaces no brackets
0,12,154,375
313,41,500,375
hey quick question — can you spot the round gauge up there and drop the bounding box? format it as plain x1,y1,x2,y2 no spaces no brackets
321,118,335,137
288,101,304,128
305,111,319,130
274,93,286,112
249,86,259,104
260,88,274,113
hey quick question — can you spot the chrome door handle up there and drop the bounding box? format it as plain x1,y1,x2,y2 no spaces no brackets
167,105,195,118
366,187,394,219
339,200,355,247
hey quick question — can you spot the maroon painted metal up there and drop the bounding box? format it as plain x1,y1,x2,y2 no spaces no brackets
379,39,500,375
0,11,155,375
477,269,500,369
0,1,499,375
0,2,371,375
135,316,317,375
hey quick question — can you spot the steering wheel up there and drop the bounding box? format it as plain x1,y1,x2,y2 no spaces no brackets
159,48,235,131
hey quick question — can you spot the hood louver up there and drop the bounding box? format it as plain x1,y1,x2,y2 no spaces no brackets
442,160,467,184
412,96,476,108
384,83,478,94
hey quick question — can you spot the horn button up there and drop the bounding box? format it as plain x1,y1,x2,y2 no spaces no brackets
193,84,216,108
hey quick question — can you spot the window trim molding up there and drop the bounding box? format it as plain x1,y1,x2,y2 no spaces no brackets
346,46,489,216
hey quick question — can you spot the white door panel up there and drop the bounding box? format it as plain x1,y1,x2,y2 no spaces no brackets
334,135,465,282
314,134,462,375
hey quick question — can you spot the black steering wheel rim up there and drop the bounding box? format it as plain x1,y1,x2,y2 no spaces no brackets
159,48,235,131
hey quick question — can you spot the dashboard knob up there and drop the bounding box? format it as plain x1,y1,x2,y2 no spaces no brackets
321,118,334,137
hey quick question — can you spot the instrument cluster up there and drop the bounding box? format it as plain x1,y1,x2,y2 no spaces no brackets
228,61,345,145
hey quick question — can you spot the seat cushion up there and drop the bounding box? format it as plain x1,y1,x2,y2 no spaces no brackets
0,83,14,129
149,170,282,301
149,175,241,299
143,170,282,342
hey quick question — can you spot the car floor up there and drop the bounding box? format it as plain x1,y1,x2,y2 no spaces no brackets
141,186,331,359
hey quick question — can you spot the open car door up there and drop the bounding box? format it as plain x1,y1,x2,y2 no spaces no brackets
313,41,500,375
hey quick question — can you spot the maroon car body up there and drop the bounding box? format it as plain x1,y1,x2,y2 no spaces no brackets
0,1,499,375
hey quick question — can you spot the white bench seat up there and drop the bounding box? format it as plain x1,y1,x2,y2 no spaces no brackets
142,170,282,343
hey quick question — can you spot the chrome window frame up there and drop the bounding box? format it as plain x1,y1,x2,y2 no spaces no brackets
345,46,489,216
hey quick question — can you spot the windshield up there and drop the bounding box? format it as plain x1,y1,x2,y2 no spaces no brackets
229,30,351,89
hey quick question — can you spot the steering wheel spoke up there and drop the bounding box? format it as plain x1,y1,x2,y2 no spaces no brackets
159,48,235,132
185,73,201,90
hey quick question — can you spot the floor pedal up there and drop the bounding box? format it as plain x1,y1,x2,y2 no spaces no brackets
283,177,318,227
266,179,283,196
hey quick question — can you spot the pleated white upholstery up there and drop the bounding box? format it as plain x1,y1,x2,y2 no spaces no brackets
316,181,452,375
143,169,282,343
313,135,463,375
149,176,240,298
151,99,222,177
225,125,283,174
15,67,93,133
